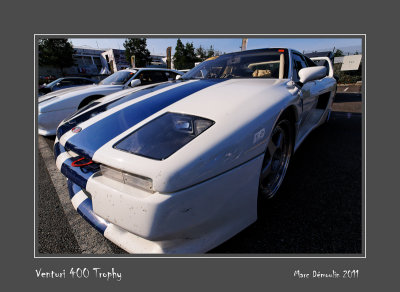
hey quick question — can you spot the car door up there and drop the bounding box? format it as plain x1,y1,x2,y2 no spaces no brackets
307,57,336,98
292,52,320,134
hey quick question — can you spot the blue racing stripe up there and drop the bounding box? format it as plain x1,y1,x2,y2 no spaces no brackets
77,198,108,234
65,79,226,159
53,142,65,159
67,179,83,199
66,176,108,234
57,82,176,138
60,157,95,189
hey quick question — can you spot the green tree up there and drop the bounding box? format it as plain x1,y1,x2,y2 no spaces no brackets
174,40,206,69
206,45,215,58
334,49,344,57
123,38,151,68
196,45,221,62
184,42,198,68
173,39,186,69
195,45,207,61
38,39,75,76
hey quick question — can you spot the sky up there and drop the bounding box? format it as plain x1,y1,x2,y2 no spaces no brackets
70,37,362,56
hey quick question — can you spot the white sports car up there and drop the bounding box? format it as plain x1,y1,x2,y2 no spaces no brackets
53,48,336,254
38,68,182,136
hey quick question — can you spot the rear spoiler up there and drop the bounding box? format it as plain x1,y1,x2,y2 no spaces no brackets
310,57,333,78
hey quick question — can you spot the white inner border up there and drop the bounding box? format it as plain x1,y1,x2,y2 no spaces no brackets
34,33,366,259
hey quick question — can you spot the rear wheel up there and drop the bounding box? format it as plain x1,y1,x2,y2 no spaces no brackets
259,118,293,199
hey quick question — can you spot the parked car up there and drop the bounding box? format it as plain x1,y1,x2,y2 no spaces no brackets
38,77,96,96
54,48,336,253
177,69,191,73
38,68,183,136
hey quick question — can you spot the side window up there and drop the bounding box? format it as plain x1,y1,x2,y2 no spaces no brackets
58,79,73,87
136,71,170,85
136,71,152,85
71,79,83,85
148,71,168,83
165,71,177,81
83,79,94,84
155,71,169,82
292,53,308,80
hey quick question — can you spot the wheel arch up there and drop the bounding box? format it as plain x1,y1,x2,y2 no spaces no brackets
78,94,105,109
280,104,298,123
273,104,299,143
257,104,298,201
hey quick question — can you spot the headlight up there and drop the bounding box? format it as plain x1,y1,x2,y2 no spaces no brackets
114,112,214,160
100,165,153,193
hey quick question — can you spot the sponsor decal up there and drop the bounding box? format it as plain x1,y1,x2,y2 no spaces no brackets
71,157,93,167
71,126,82,133
253,128,266,144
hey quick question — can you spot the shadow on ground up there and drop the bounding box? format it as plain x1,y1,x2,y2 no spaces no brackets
209,112,362,254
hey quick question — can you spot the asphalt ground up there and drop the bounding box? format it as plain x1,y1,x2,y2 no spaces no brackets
37,92,362,255
336,84,362,93
332,92,362,113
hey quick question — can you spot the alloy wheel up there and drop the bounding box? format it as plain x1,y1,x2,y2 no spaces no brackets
259,119,293,199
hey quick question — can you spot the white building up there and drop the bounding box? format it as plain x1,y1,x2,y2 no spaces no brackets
39,45,168,78
148,55,167,68
73,46,108,75
101,49,131,73
39,45,109,78
334,57,344,64
101,50,167,70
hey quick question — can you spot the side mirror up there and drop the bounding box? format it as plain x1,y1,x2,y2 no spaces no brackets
55,82,61,87
176,75,181,80
130,79,141,87
298,66,326,84
333,75,339,82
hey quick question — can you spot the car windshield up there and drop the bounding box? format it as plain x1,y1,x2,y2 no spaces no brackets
99,71,136,85
182,49,289,80
45,78,63,87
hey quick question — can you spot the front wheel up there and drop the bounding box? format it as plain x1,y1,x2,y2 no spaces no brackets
259,118,293,199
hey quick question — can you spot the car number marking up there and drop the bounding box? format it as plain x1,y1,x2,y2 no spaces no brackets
253,128,266,144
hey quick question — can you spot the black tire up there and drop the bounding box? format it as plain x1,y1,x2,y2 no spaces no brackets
258,117,294,199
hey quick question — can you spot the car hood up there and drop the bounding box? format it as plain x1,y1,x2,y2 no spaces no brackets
57,78,290,192
38,84,122,103
38,85,95,102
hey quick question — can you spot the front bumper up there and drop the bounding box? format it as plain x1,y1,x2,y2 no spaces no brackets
38,108,75,136
55,140,262,254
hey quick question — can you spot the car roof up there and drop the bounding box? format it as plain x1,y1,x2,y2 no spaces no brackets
60,77,93,80
218,48,290,57
123,68,181,73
